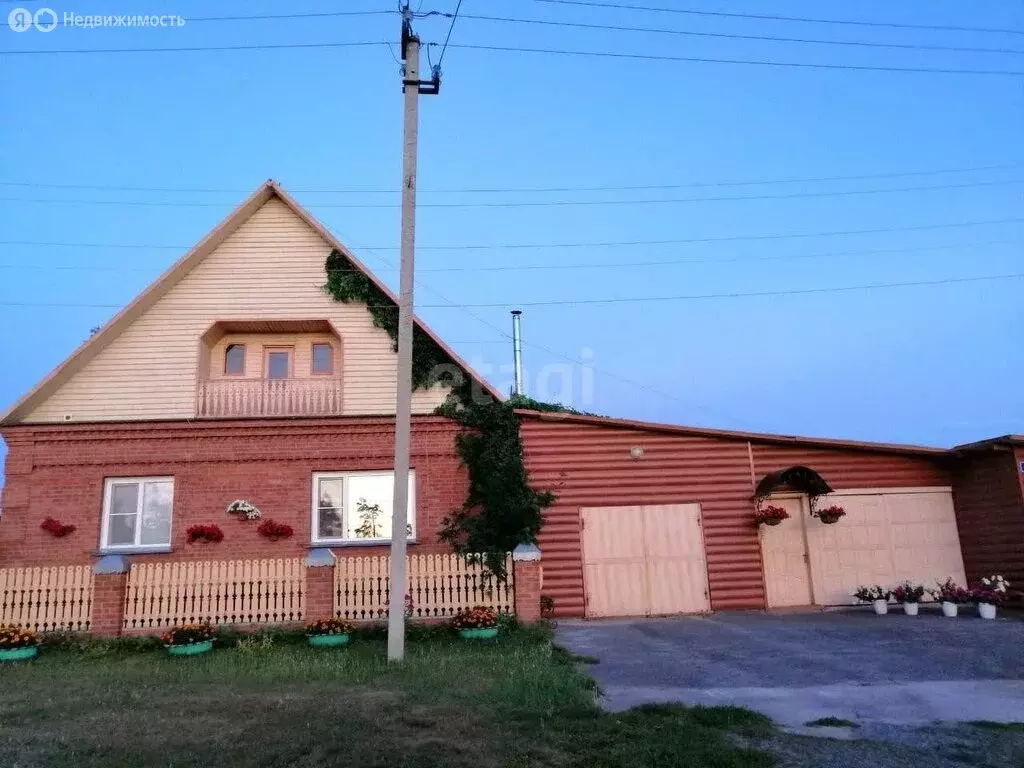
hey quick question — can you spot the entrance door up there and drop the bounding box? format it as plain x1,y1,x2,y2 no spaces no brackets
760,496,813,608
581,504,710,618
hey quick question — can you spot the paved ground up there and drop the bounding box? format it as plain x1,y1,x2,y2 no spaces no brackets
555,610,1024,727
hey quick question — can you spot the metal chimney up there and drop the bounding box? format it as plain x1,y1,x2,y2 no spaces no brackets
511,310,524,396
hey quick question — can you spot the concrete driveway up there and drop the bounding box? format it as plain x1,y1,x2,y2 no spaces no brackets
555,611,1024,727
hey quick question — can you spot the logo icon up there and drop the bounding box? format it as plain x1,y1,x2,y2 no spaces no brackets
34,8,58,32
8,7,32,31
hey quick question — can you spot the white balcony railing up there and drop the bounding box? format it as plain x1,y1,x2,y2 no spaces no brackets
196,379,343,418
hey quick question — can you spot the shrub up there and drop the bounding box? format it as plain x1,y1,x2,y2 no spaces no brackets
0,624,39,649
306,617,355,636
161,623,215,647
891,582,925,604
853,585,891,602
932,578,971,604
452,606,498,630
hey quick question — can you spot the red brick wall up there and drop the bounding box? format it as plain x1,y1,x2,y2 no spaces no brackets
0,416,467,567
952,449,1024,590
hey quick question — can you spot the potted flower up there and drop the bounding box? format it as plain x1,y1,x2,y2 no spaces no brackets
931,578,970,617
814,505,847,525
754,505,790,527
0,624,39,662
186,524,224,544
891,582,925,616
854,585,891,615
257,519,294,541
452,606,499,639
973,575,1010,620
306,617,355,647
161,623,215,656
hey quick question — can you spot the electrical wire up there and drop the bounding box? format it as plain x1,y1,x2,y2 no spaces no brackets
0,40,390,55
454,13,1024,55
446,42,1024,76
3,216,1022,252
530,0,1024,36
2,273,1021,309
435,0,464,69
1,178,1020,209
1,162,1019,194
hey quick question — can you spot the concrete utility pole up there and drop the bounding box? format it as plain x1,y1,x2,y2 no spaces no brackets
389,5,440,663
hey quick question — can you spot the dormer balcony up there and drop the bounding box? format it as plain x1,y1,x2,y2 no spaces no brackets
195,320,343,418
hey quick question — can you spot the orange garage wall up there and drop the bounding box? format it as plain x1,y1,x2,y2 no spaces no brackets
519,415,952,618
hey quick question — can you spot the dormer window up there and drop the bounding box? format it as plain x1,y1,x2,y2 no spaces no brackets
225,344,245,376
312,343,334,375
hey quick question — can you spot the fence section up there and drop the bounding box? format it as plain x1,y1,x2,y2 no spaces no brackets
334,553,514,621
0,566,93,632
123,558,305,629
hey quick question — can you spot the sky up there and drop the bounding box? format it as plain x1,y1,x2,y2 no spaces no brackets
1,0,1022,471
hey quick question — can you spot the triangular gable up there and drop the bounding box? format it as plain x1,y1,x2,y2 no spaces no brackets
1,180,501,424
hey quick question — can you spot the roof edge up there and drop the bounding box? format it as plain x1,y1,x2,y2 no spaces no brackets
514,409,949,456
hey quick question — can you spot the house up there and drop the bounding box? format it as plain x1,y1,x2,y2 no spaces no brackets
0,180,1020,633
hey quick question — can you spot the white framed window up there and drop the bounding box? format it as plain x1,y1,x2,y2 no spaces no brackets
101,477,174,551
312,471,416,544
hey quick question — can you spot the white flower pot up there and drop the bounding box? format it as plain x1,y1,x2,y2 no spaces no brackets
979,603,997,620
873,600,889,615
902,602,919,616
941,601,958,618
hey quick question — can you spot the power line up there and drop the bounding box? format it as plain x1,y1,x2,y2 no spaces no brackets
435,0,465,69
447,42,1024,76
2,273,1021,309
455,13,1024,55
2,178,1020,209
1,162,1019,194
3,216,1022,252
0,40,389,55
182,10,394,23
1,239,1018,273
530,0,1024,36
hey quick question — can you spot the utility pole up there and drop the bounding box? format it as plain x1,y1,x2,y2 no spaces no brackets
389,4,440,663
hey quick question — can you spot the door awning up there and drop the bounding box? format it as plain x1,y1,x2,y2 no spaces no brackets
754,465,833,500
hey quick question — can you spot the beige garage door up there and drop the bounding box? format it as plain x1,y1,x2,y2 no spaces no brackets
808,489,966,606
581,504,711,618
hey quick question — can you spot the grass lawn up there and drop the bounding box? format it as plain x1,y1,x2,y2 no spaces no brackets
0,626,774,768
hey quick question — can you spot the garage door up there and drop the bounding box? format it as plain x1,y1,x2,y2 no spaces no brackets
808,489,966,606
581,504,710,618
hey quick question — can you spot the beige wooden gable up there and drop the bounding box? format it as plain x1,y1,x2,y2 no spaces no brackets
6,184,495,424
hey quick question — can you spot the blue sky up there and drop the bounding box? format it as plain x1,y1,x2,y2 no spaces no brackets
1,0,1022,466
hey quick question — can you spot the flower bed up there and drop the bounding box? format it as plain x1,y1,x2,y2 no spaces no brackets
162,624,216,656
452,606,499,639
306,617,355,647
0,625,39,661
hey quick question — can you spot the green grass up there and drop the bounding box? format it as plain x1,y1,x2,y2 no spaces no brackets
967,721,1024,732
0,626,775,768
804,717,860,729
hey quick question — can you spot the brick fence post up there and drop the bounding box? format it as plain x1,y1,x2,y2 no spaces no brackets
512,543,543,624
91,555,129,636
304,548,336,621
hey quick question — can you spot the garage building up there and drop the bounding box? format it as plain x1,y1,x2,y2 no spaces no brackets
518,409,967,619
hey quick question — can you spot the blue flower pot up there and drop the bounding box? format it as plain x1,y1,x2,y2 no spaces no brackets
167,639,213,656
308,633,350,648
459,627,499,640
0,646,38,662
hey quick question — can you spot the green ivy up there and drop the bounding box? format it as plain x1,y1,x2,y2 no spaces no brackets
322,250,563,581
322,249,465,391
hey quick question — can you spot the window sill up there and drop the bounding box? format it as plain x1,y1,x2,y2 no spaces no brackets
309,539,419,549
96,546,173,556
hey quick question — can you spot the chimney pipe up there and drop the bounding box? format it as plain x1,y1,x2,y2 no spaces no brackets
511,310,524,396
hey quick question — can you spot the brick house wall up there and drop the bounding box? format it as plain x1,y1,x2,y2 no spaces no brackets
0,416,467,567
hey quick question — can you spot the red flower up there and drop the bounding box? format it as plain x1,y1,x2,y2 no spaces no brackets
257,519,294,540
186,524,224,544
40,517,76,538
452,606,498,630
753,505,789,525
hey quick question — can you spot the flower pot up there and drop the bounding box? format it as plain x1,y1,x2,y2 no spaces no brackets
0,646,38,662
872,600,889,615
308,633,350,648
941,601,958,618
167,639,213,656
762,518,782,527
979,603,997,620
902,602,919,616
458,627,499,640
818,513,843,525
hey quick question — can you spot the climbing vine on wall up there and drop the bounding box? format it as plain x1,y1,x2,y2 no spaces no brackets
322,251,563,580
322,249,465,390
